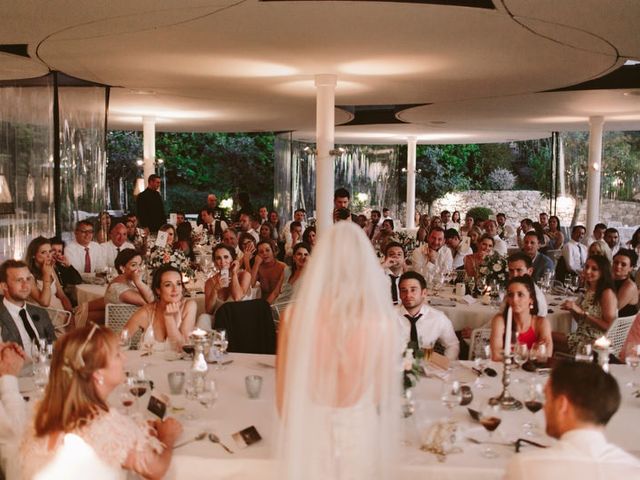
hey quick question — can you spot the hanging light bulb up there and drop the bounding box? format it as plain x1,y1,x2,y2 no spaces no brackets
26,174,35,202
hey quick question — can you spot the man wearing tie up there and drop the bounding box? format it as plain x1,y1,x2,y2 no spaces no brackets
562,225,588,275
396,271,459,360
0,260,55,356
381,242,406,305
64,220,107,278
102,222,134,268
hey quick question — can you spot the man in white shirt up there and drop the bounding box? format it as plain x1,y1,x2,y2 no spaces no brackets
505,362,640,479
382,242,407,305
539,212,549,232
562,225,588,275
604,228,621,256
200,208,228,241
281,209,306,244
440,210,457,231
484,219,508,256
584,223,607,246
445,229,472,270
366,209,382,241
238,212,259,243
396,271,459,360
0,260,56,354
258,206,269,225
222,228,242,257
411,227,453,277
506,253,548,316
101,222,134,268
522,231,554,282
65,220,106,276
496,212,516,243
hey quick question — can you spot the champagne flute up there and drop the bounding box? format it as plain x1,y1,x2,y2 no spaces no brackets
523,382,545,436
479,402,502,458
625,343,640,388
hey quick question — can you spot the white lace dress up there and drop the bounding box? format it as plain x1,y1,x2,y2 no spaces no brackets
20,409,164,480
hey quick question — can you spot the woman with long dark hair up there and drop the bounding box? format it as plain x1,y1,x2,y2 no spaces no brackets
25,236,73,313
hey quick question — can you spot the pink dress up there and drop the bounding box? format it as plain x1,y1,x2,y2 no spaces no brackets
620,314,640,361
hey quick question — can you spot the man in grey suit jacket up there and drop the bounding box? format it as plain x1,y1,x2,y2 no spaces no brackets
0,260,55,351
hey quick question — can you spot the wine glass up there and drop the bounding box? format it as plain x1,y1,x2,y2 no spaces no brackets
440,379,462,420
479,402,502,458
625,343,640,388
513,343,529,383
563,274,573,295
33,362,50,395
119,383,136,416
197,379,218,409
474,344,491,389
477,276,487,295
523,382,545,436
119,330,131,351
530,343,548,367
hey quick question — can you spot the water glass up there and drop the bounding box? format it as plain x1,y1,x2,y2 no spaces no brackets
197,379,218,408
440,379,461,419
245,375,263,399
625,344,640,388
168,371,186,395
119,330,131,351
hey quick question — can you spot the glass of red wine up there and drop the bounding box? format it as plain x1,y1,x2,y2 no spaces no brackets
119,382,136,416
523,382,545,436
479,402,502,458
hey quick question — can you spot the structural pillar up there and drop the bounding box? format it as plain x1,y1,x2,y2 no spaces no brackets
586,116,604,235
315,74,337,235
143,116,156,185
406,136,417,229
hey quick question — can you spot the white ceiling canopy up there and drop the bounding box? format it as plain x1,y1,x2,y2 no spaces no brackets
1,0,639,143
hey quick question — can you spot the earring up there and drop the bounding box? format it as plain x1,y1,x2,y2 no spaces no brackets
97,376,104,386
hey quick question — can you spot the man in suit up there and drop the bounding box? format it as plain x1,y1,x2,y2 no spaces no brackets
0,260,55,355
521,231,554,282
136,174,166,232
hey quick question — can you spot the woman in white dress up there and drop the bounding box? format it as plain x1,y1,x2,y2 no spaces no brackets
123,265,196,351
276,222,401,480
21,323,182,479
104,249,154,305
25,236,73,313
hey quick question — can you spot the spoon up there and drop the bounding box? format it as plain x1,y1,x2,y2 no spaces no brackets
173,432,207,449
209,433,234,453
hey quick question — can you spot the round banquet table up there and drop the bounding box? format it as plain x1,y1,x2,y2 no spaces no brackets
20,350,632,480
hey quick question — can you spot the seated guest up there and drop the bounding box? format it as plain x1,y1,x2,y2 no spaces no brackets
355,214,367,229
507,253,548,315
589,239,613,263
467,226,483,252
25,237,73,313
200,207,228,242
21,324,182,479
94,210,111,244
259,222,275,244
584,222,607,246
0,260,56,353
238,212,259,243
366,209,382,241
612,249,639,317
484,219,507,256
451,210,461,227
372,218,395,253
445,228,472,270
539,212,549,232
123,265,196,351
490,275,553,361
559,255,617,355
49,238,83,291
101,222,135,268
197,244,252,330
516,218,535,247
546,215,565,250
397,271,459,360
625,226,640,258
251,240,286,304
604,227,621,256
505,362,640,479
222,227,241,257
65,220,107,276
532,221,551,247
175,211,187,226
175,221,196,265
283,221,303,259
463,234,494,279
104,249,154,306
440,210,457,231
280,209,306,244
274,242,311,307
416,214,431,243
382,207,392,220
381,242,407,306
302,226,316,248
156,223,176,250
411,227,453,277
459,214,474,237
258,206,269,225
496,212,516,242
429,216,443,232
562,225,588,275
0,342,27,479
522,231,554,282
239,233,258,272
268,210,281,240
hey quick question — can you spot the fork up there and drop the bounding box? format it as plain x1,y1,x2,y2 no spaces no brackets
209,433,234,453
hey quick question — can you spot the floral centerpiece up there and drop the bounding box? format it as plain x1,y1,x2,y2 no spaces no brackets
402,344,424,417
148,246,195,279
477,251,508,288
393,230,418,258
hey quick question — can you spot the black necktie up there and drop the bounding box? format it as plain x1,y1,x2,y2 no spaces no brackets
578,243,584,268
404,314,423,344
19,308,38,343
389,274,399,304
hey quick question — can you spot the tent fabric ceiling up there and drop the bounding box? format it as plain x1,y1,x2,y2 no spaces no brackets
0,0,639,143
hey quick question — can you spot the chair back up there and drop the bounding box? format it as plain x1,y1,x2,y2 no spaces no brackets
214,299,276,354
105,303,141,348
27,303,71,338
606,315,636,357
468,328,491,360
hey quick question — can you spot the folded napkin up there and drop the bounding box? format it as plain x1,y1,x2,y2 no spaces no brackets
429,298,457,307
459,295,477,305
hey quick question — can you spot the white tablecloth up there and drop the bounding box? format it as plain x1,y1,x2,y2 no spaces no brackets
113,352,640,480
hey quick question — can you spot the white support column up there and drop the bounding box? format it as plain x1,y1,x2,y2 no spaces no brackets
143,116,156,185
406,136,417,229
315,74,337,236
586,116,604,234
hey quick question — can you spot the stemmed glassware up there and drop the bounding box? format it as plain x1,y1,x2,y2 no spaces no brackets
212,330,229,370
479,402,502,458
513,343,529,383
119,381,136,416
440,379,462,421
119,330,131,351
474,344,491,389
625,343,640,388
523,382,545,436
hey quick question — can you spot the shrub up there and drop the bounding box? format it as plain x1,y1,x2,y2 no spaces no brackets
466,207,494,222
485,168,516,190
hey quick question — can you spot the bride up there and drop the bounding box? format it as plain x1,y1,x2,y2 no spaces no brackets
276,221,401,480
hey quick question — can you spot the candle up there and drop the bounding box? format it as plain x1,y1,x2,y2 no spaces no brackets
191,328,207,337
504,306,512,355
594,336,611,349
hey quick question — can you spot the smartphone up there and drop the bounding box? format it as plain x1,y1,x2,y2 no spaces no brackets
147,394,168,419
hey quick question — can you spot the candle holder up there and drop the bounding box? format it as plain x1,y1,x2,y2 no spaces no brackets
593,345,610,373
189,330,211,394
489,352,522,410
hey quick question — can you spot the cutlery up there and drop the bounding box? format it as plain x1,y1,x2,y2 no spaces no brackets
209,433,234,453
173,432,207,449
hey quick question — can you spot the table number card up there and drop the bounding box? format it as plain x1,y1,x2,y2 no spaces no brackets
155,230,169,248
169,213,177,225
